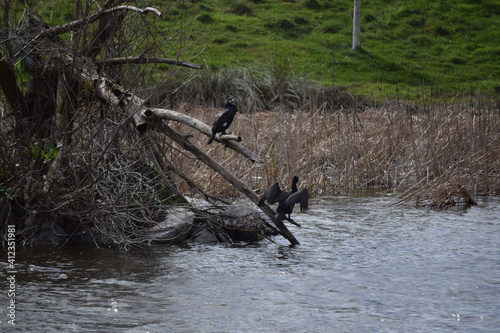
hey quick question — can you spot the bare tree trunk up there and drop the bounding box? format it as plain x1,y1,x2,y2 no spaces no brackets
0,59,33,135
352,0,361,50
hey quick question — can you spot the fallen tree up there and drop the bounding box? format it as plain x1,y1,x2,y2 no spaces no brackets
0,1,300,248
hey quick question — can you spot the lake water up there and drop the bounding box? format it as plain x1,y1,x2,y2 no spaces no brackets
2,195,500,332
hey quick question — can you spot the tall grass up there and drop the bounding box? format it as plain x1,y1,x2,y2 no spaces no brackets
148,65,358,113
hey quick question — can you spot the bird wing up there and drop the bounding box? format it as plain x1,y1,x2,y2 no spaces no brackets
285,188,309,213
275,212,287,224
261,182,282,205
212,109,226,126
213,105,236,130
219,107,236,128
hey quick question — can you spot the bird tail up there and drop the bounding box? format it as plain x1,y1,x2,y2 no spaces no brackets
300,189,309,213
300,198,309,213
207,132,216,144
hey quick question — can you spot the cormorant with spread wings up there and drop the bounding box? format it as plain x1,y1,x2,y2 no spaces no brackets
258,176,309,224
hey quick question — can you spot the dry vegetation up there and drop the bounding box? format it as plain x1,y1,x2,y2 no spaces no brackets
167,99,500,206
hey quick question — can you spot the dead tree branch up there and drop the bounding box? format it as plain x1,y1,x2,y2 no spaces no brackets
146,108,262,162
36,5,162,38
97,57,202,70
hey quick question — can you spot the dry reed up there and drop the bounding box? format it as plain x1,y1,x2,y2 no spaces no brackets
166,100,500,201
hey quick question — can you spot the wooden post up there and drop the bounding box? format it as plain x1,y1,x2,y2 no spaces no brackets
352,0,361,50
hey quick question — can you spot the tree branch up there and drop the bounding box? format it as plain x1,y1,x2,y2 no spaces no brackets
97,56,202,69
146,108,262,162
37,5,162,38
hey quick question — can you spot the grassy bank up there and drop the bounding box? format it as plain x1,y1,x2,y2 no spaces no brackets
165,0,500,99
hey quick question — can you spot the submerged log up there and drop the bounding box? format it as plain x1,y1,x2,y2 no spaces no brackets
149,202,282,245
220,202,277,242
149,207,195,244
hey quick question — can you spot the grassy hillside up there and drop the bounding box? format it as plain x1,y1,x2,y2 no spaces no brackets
164,0,500,100
23,0,500,101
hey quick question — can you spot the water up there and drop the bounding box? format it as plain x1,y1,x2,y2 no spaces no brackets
2,196,500,332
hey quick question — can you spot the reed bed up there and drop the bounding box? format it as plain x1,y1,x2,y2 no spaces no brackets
166,100,500,202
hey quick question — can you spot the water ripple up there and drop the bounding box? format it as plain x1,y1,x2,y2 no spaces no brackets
7,196,500,332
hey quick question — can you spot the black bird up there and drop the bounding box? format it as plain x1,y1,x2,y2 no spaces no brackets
258,176,309,224
207,97,238,144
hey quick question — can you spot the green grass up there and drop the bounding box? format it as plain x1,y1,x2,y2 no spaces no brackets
163,0,500,100
18,0,500,101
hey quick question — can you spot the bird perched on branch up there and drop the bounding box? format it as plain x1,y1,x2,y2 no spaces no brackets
258,176,309,224
207,97,238,144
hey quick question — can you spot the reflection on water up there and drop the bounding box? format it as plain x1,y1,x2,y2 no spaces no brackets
2,196,500,332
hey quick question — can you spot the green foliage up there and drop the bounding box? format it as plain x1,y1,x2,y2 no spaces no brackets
29,143,59,163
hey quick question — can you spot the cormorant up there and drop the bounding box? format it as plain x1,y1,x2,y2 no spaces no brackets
207,97,237,144
258,176,309,224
